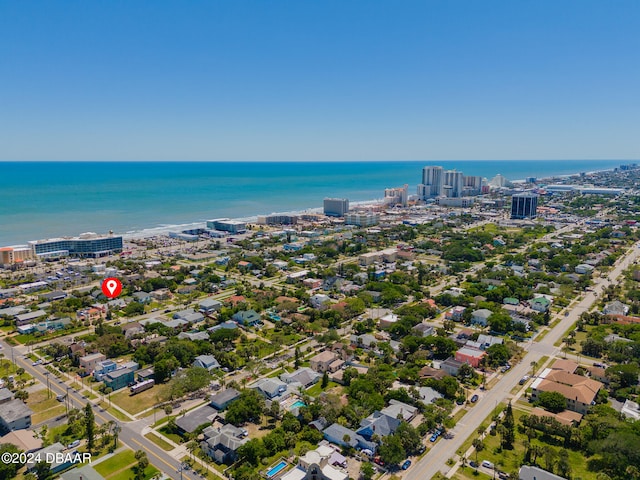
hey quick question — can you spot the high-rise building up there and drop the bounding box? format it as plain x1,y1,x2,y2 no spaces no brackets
324,198,349,217
0,246,34,266
511,193,539,219
443,170,465,198
417,166,443,199
384,184,408,207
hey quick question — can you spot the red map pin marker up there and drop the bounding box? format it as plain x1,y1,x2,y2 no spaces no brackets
102,277,123,298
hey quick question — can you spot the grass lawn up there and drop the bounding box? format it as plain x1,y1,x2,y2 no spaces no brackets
94,450,138,477
452,408,467,424
110,383,171,415
306,381,340,397
476,407,596,479
33,405,66,424
158,426,184,445
26,389,60,413
99,403,131,421
145,432,174,451
454,466,493,480
109,465,160,480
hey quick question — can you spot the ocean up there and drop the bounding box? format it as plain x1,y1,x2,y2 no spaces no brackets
0,160,625,246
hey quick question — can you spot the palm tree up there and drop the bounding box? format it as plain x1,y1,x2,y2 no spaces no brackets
530,360,538,377
472,439,484,466
626,466,640,480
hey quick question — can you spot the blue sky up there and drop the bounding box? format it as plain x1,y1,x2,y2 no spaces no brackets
1,1,638,161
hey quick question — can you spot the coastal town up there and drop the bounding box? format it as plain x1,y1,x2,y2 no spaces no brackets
1,164,640,480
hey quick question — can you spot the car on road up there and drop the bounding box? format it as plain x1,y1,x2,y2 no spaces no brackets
401,460,412,470
470,394,479,403
32,360,42,366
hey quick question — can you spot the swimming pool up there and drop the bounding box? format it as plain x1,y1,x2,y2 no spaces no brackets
266,461,287,478
290,400,306,410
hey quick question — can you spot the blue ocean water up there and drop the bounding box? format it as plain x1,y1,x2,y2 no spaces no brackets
0,160,624,245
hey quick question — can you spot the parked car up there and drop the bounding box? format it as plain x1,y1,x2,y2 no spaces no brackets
416,445,426,454
401,460,412,470
56,394,66,402
32,359,42,366
470,394,479,403
519,375,530,385
67,440,80,449
469,461,478,468
482,460,495,469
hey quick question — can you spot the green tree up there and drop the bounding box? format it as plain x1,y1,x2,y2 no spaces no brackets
321,371,329,389
378,434,406,466
502,402,515,449
34,461,53,480
472,439,484,465
361,462,375,480
0,444,23,479
134,450,149,480
226,389,265,425
537,391,566,413
84,402,95,452
395,422,422,454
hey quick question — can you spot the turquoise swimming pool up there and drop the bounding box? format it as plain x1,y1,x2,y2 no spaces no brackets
290,400,306,410
266,461,287,478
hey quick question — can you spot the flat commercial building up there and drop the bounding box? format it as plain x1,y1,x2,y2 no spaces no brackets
324,198,349,217
206,218,247,234
511,192,538,219
29,234,123,259
344,212,379,227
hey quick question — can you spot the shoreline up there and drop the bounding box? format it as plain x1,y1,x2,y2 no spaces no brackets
1,161,628,246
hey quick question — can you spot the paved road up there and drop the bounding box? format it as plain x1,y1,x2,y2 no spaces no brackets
406,242,640,480
0,337,204,480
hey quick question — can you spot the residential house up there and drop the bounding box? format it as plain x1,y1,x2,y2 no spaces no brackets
179,331,210,341
79,352,107,374
280,445,348,480
310,294,332,310
357,411,401,440
322,423,376,451
250,378,288,399
281,367,321,389
150,288,172,301
446,306,466,321
175,405,218,434
199,298,223,314
350,334,378,350
15,310,47,326
471,309,493,326
381,399,418,422
440,357,464,376
173,309,205,323
575,264,595,275
0,399,33,432
477,334,504,350
530,368,602,414
530,297,551,313
132,291,152,303
201,424,248,464
310,351,340,373
122,321,144,339
519,466,566,480
232,309,262,326
103,368,135,391
413,323,435,337
59,465,106,480
0,429,42,453
193,355,220,372
603,301,629,316
418,366,449,381
210,388,241,410
418,386,444,404
27,443,76,474
455,347,486,368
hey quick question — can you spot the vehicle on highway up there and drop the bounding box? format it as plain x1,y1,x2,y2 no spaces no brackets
401,460,412,470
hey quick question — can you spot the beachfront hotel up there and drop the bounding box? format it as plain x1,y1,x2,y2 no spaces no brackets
0,245,35,266
323,198,349,217
28,233,123,259
206,218,247,234
417,165,486,200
